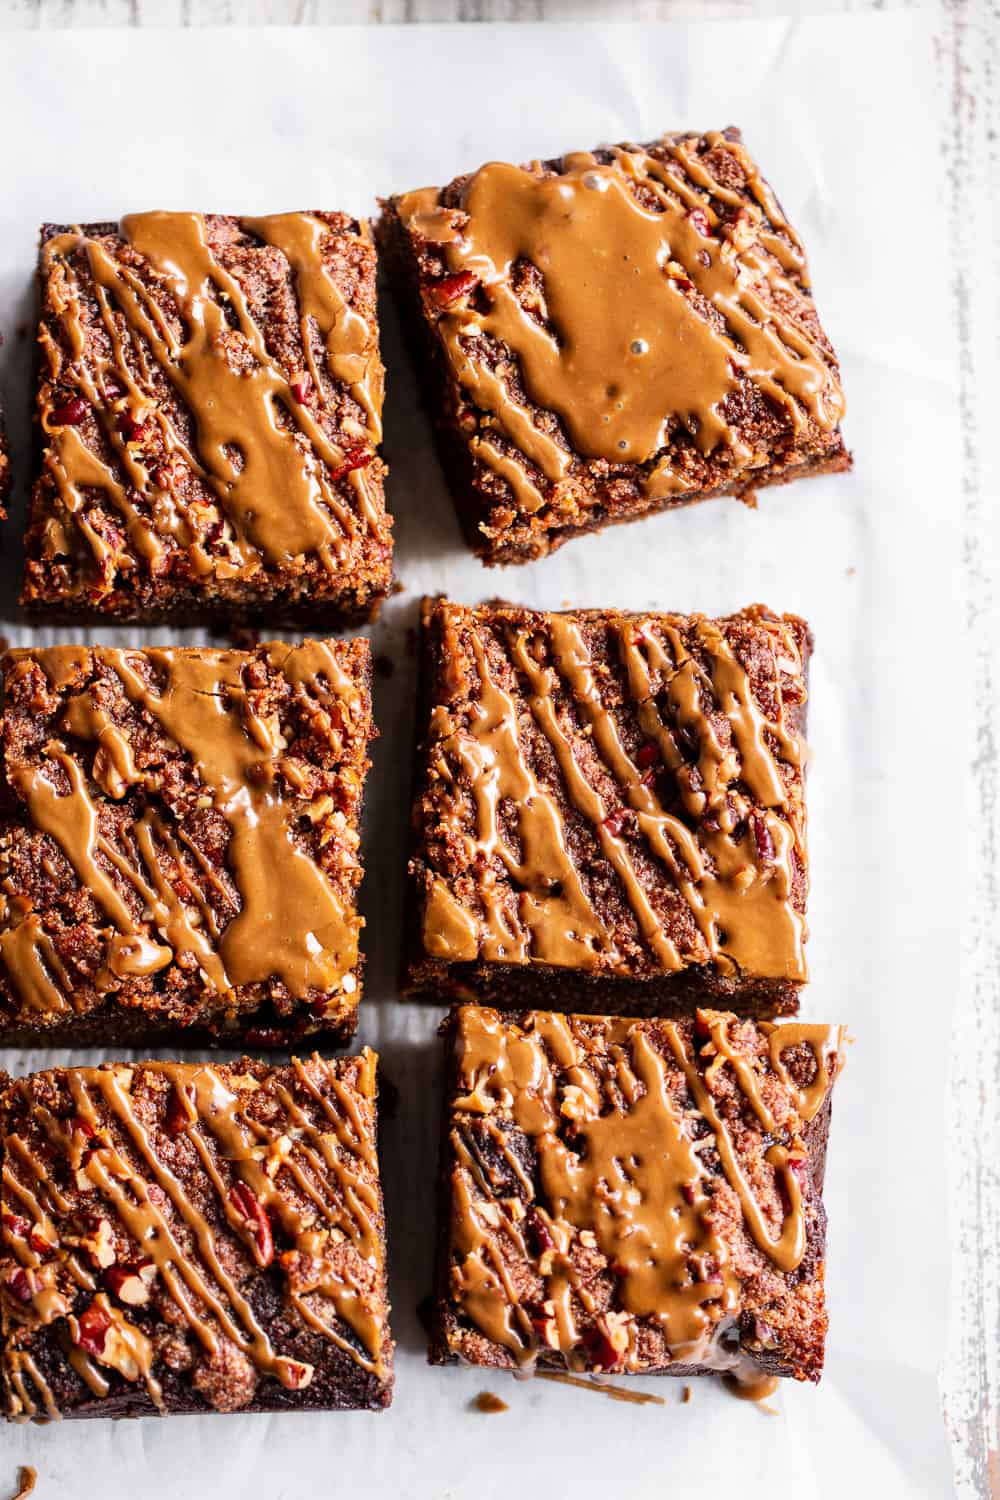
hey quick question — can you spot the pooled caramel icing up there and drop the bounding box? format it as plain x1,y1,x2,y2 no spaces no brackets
445,1007,842,1380
723,1368,781,1404
472,1389,509,1412
418,601,809,983
396,132,844,505
32,212,387,601
10,1465,36,1499
0,1052,389,1419
0,642,368,1021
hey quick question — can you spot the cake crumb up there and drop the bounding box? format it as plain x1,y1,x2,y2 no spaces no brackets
681,1385,692,1404
471,1391,508,1413
11,1467,37,1500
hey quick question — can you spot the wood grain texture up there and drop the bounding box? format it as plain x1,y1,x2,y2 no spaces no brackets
0,3,995,1498
943,2,1000,1498
0,0,929,27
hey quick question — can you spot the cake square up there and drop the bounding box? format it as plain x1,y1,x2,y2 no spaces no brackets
0,640,374,1046
23,212,392,623
407,598,811,1017
0,1050,393,1419
378,128,849,564
434,1005,842,1387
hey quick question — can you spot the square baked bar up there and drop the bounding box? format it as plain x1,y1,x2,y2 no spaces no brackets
434,1005,842,1387
378,128,849,564
23,212,392,623
0,640,373,1046
0,1050,393,1418
407,598,811,1017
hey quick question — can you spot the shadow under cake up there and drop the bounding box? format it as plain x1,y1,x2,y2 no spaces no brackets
21,212,392,624
0,639,374,1047
405,597,811,1018
0,1050,393,1419
377,127,850,565
432,1005,843,1386
0,400,9,520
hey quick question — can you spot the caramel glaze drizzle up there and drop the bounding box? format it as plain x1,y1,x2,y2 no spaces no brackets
421,603,808,982
424,628,609,970
447,1007,842,1378
37,212,384,595
0,643,364,1020
242,214,384,446
535,1370,665,1406
0,1053,387,1420
396,132,844,505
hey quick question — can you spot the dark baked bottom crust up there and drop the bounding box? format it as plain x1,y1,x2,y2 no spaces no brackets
460,455,850,567
406,957,799,1019
20,586,389,631
15,1334,392,1418
0,997,359,1051
0,404,9,521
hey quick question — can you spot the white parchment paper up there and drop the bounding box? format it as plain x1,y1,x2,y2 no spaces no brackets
0,14,958,1498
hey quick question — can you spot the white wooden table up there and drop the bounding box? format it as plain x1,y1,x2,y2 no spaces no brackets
0,3,996,1498
0,0,958,26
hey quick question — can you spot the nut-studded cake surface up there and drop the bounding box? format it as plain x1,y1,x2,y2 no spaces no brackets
435,1006,842,1385
24,212,392,623
408,598,811,1017
378,129,849,564
0,640,374,1046
0,1050,393,1419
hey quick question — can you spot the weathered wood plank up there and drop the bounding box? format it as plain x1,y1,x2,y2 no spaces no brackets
943,1,1000,1498
4,0,904,27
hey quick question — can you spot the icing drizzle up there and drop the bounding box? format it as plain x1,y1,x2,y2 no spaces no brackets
0,642,370,1026
418,601,809,984
0,1052,390,1419
395,131,845,510
445,1006,842,1379
28,212,388,605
